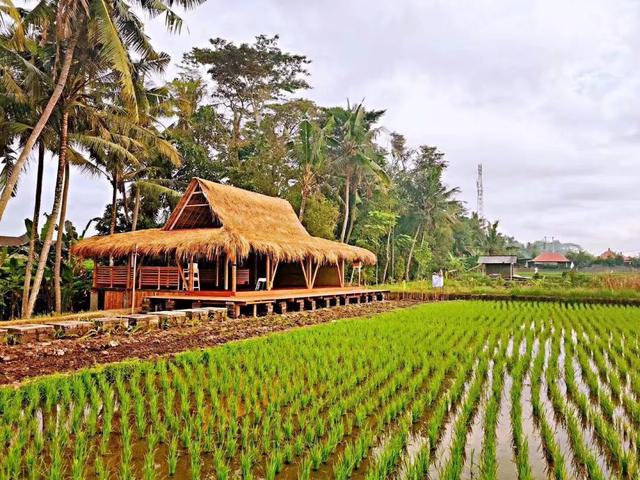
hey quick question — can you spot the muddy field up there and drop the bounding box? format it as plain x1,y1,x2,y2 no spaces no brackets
0,300,416,387
1,300,639,479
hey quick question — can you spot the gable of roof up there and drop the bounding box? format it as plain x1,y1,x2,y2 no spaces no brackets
72,178,376,265
478,255,517,265
532,251,570,263
165,178,311,240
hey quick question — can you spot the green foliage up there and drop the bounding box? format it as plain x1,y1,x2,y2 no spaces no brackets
301,194,339,240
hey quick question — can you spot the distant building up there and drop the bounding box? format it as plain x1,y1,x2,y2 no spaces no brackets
529,252,571,268
599,248,620,260
478,255,517,279
0,233,28,247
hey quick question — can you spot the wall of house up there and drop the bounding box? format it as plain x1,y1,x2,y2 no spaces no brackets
273,262,307,288
314,265,342,287
485,264,513,278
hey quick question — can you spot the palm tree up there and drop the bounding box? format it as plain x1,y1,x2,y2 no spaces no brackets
329,102,388,242
24,40,180,317
403,147,461,280
483,220,507,255
0,0,206,225
292,116,334,220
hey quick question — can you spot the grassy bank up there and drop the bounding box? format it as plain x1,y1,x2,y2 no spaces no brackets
381,272,640,302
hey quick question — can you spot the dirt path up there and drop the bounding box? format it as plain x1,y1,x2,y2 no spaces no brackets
0,300,418,387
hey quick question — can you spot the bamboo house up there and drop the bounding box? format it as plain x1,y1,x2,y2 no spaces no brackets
72,178,385,317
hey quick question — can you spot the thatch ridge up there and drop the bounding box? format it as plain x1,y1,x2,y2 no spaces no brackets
72,178,376,265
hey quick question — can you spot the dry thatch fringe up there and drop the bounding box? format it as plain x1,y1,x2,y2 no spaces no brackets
72,178,377,265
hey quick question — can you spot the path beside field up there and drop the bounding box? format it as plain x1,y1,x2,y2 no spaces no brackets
0,300,418,387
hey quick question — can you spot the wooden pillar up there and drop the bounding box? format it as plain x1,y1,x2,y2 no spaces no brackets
188,258,194,291
341,259,345,287
231,262,237,293
126,256,132,289
266,256,271,290
224,255,229,290
215,256,220,287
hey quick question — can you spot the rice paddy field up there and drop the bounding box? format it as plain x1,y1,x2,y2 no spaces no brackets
2,301,640,479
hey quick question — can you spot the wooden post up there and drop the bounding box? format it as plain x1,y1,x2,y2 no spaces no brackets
126,255,132,289
92,265,97,289
306,258,313,289
266,256,271,290
224,255,229,290
215,256,219,287
311,262,320,289
231,262,237,293
269,260,279,290
188,258,194,291
131,247,138,313
176,259,187,290
300,259,310,289
341,259,345,287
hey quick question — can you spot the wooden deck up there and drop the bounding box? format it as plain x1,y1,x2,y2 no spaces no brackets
142,287,388,318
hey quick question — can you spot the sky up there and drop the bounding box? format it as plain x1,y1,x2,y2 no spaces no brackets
4,0,640,254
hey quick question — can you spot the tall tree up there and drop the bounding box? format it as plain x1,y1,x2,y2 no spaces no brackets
186,35,310,170
402,146,461,280
0,0,205,225
292,115,334,220
329,102,388,243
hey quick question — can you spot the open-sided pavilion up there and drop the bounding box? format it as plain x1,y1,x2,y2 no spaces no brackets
72,178,386,317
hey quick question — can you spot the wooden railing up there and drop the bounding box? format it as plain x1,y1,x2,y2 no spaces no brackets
94,265,129,288
138,266,180,290
94,265,180,290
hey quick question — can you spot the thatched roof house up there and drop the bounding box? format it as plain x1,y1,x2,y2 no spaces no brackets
73,179,377,310
73,178,375,265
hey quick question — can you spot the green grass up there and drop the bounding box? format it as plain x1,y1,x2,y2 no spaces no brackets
1,301,639,479
383,277,640,302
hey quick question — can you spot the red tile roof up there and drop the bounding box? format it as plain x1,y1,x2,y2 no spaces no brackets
532,252,570,263
599,248,619,260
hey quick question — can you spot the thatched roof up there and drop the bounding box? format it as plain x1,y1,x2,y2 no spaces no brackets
72,178,376,265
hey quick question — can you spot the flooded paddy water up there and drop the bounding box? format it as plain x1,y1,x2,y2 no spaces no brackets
1,301,640,479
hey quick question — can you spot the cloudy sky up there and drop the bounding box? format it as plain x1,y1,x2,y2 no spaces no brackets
5,0,640,254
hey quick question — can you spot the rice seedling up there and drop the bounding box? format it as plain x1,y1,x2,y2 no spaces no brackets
4,301,640,480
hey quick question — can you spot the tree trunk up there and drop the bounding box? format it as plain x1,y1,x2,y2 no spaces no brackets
339,176,350,242
109,178,117,266
110,178,118,235
25,111,69,319
391,225,395,280
382,227,391,283
346,199,356,243
298,191,307,221
121,183,130,224
131,184,140,232
405,223,421,281
21,143,45,318
54,161,70,313
0,35,77,225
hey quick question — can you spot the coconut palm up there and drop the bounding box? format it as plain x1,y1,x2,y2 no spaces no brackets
24,41,180,317
403,147,461,280
329,102,388,242
0,0,206,225
292,116,334,220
